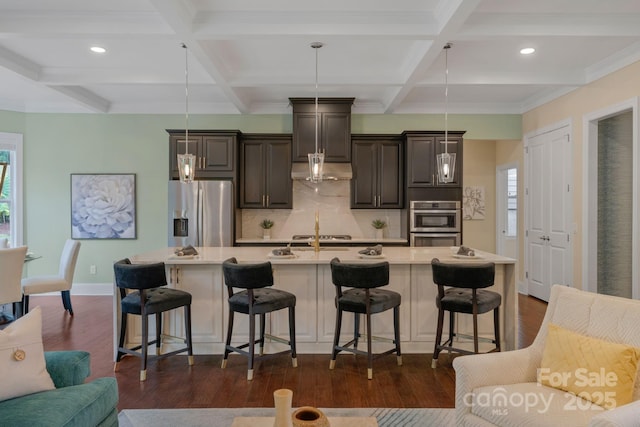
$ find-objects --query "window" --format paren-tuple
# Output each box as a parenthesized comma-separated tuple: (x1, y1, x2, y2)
(0, 132, 23, 247)
(506, 168, 517, 237)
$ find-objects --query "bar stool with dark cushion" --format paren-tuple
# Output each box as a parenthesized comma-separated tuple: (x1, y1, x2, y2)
(113, 258, 193, 381)
(430, 258, 500, 368)
(329, 257, 402, 380)
(221, 257, 297, 380)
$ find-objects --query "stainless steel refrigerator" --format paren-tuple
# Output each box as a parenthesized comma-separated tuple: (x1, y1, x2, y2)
(168, 180, 234, 247)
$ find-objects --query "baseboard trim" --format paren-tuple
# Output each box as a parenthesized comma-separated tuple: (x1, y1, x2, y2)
(518, 279, 527, 295)
(74, 282, 113, 296)
(35, 283, 114, 297)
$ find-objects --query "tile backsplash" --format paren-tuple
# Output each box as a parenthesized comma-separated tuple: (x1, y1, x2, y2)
(240, 180, 402, 239)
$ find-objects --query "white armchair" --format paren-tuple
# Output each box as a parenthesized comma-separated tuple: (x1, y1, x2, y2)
(454, 285, 640, 427)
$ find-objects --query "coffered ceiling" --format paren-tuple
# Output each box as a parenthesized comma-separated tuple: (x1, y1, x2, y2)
(1, 0, 640, 115)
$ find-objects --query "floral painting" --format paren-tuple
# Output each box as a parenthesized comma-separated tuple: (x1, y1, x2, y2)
(71, 174, 136, 239)
(463, 186, 485, 220)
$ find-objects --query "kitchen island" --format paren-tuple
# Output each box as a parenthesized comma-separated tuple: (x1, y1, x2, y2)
(120, 246, 516, 357)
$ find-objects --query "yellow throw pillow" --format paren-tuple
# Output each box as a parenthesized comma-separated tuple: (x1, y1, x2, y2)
(538, 323, 640, 409)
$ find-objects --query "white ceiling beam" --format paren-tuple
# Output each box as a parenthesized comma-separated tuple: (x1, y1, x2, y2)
(0, 44, 112, 112)
(149, 0, 250, 114)
(192, 11, 438, 37)
(0, 11, 171, 37)
(460, 13, 640, 38)
(47, 86, 110, 113)
(384, 0, 482, 113)
(0, 45, 40, 80)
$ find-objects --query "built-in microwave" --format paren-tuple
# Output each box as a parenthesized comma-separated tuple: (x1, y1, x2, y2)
(410, 201, 461, 233)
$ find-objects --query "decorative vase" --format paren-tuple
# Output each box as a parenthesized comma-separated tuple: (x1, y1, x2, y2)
(273, 389, 293, 427)
(263, 228, 271, 240)
(375, 229, 384, 240)
(291, 406, 329, 427)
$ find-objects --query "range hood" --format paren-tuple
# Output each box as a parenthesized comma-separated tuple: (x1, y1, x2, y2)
(291, 162, 353, 181)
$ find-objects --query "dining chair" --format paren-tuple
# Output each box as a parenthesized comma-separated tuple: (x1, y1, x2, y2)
(0, 246, 28, 325)
(22, 239, 81, 315)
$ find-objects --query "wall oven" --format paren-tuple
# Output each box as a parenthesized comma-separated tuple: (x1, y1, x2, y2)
(410, 201, 461, 247)
(410, 232, 461, 247)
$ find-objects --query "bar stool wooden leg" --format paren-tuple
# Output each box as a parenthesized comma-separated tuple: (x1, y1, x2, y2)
(259, 314, 266, 356)
(155, 313, 162, 355)
(329, 307, 343, 370)
(114, 311, 128, 372)
(432, 306, 445, 368)
(494, 307, 501, 352)
(394, 306, 402, 366)
(185, 304, 194, 366)
(221, 310, 234, 369)
(289, 306, 298, 367)
(366, 308, 373, 380)
(247, 311, 255, 381)
(140, 310, 148, 382)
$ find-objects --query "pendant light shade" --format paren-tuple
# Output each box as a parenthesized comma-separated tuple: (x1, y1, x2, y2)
(178, 43, 196, 183)
(308, 42, 325, 183)
(436, 43, 456, 184)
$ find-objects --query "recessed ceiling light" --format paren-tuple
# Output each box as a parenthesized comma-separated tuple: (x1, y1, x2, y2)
(520, 47, 535, 55)
(90, 46, 106, 54)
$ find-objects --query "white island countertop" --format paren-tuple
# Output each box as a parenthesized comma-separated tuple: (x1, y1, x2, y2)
(235, 237, 409, 245)
(132, 246, 515, 266)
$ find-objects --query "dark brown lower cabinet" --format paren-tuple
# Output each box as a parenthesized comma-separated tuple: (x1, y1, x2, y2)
(240, 135, 292, 209)
(351, 135, 403, 209)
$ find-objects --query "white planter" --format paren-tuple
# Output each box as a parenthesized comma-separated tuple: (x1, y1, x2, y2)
(263, 229, 271, 240)
(375, 229, 384, 240)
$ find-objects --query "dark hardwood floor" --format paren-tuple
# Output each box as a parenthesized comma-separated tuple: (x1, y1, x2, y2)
(36, 293, 547, 410)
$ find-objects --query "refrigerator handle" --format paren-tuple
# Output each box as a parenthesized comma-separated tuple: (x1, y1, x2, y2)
(196, 186, 202, 247)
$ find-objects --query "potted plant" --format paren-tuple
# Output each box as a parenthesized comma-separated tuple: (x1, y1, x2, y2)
(371, 219, 386, 240)
(260, 219, 274, 240)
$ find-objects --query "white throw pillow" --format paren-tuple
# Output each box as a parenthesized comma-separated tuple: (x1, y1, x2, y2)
(0, 306, 55, 401)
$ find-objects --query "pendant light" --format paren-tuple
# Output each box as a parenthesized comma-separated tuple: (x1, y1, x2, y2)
(436, 43, 456, 184)
(177, 43, 196, 183)
(308, 42, 325, 183)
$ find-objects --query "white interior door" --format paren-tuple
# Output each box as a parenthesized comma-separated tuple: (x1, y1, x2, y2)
(525, 125, 573, 301)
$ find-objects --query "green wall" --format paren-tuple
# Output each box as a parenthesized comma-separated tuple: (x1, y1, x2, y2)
(3, 110, 522, 285)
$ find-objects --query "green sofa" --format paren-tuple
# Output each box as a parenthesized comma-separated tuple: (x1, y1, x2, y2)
(0, 351, 118, 427)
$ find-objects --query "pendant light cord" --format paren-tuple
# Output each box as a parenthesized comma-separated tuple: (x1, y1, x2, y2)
(183, 43, 189, 155)
(444, 43, 450, 155)
(314, 43, 320, 154)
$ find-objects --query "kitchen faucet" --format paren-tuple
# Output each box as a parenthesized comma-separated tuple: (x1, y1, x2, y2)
(310, 211, 321, 252)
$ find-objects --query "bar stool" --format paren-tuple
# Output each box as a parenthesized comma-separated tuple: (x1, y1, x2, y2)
(113, 258, 194, 381)
(430, 258, 500, 368)
(221, 257, 297, 380)
(329, 257, 402, 380)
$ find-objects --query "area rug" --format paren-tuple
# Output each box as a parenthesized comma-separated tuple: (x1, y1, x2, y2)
(118, 407, 454, 427)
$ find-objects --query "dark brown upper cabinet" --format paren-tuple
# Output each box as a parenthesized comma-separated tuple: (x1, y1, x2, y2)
(168, 130, 240, 180)
(351, 135, 404, 209)
(290, 98, 354, 163)
(404, 131, 464, 188)
(239, 134, 292, 209)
